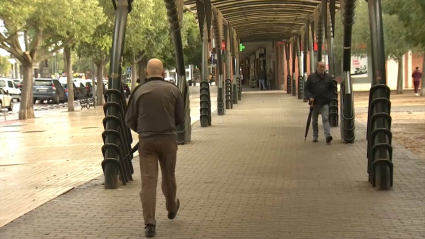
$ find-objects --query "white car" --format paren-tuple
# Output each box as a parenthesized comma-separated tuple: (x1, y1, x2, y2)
(0, 78, 21, 101)
(0, 88, 14, 111)
(165, 77, 176, 85)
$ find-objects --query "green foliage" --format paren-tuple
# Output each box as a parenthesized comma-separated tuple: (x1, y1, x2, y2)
(76, 0, 113, 67)
(333, 0, 412, 62)
(183, 12, 202, 68)
(382, 0, 425, 50)
(333, 1, 369, 61)
(155, 10, 201, 70)
(0, 0, 104, 64)
(0, 55, 12, 76)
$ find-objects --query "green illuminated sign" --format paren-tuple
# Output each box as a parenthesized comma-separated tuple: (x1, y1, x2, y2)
(239, 43, 245, 52)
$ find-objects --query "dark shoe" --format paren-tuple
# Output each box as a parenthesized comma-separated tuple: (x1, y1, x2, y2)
(145, 224, 156, 238)
(168, 199, 180, 220)
(313, 138, 318, 142)
(326, 136, 333, 144)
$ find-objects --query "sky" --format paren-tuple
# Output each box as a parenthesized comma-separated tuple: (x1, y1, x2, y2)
(1, 22, 64, 58)
(0, 21, 25, 57)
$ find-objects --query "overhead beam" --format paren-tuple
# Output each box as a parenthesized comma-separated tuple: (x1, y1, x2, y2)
(184, 0, 342, 43)
(240, 36, 285, 43)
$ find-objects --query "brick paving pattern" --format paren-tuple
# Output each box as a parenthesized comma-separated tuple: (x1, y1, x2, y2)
(1, 91, 425, 239)
(0, 86, 216, 227)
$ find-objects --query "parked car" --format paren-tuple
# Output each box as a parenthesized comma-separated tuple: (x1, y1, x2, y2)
(33, 78, 66, 104)
(0, 88, 14, 111)
(13, 79, 22, 91)
(0, 78, 21, 101)
(165, 77, 176, 85)
(61, 82, 88, 100)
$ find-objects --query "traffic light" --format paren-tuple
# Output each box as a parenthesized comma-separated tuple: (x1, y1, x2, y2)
(239, 43, 245, 52)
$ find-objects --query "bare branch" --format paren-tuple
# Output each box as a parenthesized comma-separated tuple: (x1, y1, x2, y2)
(2, 19, 23, 52)
(136, 51, 146, 62)
(29, 27, 43, 59)
(36, 37, 75, 62)
(0, 44, 25, 63)
(24, 30, 29, 52)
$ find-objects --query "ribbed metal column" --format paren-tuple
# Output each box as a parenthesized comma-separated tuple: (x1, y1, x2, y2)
(291, 38, 296, 96)
(102, 0, 134, 189)
(212, 9, 225, 115)
(200, 19, 211, 127)
(366, 0, 393, 190)
(340, 0, 356, 143)
(328, 0, 339, 127)
(310, 20, 315, 73)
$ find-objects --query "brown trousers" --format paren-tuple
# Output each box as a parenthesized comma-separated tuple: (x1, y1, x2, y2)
(138, 137, 178, 225)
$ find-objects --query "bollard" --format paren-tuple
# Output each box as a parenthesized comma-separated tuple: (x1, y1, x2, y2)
(237, 77, 242, 100)
(200, 81, 211, 127)
(297, 76, 304, 99)
(225, 79, 233, 109)
(366, 84, 393, 190)
(329, 78, 339, 127)
(232, 83, 238, 104)
(286, 75, 292, 94)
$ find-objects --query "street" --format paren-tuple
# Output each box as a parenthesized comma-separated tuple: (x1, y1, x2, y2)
(0, 85, 217, 227)
(0, 85, 218, 123)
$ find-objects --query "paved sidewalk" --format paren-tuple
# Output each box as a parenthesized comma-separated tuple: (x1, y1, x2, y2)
(0, 86, 216, 227)
(1, 91, 425, 238)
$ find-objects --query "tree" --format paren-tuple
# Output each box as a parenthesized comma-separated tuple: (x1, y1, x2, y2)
(154, 10, 197, 71)
(123, 0, 163, 88)
(77, 23, 111, 106)
(64, 46, 74, 111)
(383, 0, 425, 95)
(0, 0, 104, 119)
(76, 0, 113, 106)
(0, 55, 12, 77)
(381, 14, 412, 93)
(122, 2, 197, 85)
(183, 11, 202, 68)
(333, 0, 412, 92)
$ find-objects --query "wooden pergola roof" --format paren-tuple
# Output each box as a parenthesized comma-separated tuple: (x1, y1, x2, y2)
(184, 0, 341, 43)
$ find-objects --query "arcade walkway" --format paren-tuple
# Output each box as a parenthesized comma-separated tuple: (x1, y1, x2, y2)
(1, 91, 425, 239)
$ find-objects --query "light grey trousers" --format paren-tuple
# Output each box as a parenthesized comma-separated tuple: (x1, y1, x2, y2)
(312, 104, 331, 138)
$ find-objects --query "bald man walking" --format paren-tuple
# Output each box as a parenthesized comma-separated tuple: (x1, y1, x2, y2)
(125, 58, 184, 237)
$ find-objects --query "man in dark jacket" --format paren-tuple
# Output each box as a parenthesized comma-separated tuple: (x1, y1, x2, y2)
(125, 58, 184, 238)
(412, 67, 422, 96)
(304, 61, 336, 143)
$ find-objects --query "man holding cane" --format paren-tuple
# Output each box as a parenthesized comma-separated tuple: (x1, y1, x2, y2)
(304, 61, 336, 143)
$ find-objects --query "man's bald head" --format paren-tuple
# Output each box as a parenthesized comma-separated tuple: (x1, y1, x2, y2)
(146, 58, 165, 78)
(316, 61, 326, 75)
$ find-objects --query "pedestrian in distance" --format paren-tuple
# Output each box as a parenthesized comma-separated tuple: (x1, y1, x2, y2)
(412, 67, 422, 96)
(125, 58, 184, 238)
(258, 68, 267, 90)
(304, 61, 336, 144)
(267, 68, 274, 90)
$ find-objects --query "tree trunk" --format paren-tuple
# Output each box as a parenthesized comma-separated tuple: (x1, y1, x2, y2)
(63, 52, 66, 75)
(64, 47, 75, 111)
(18, 63, 35, 119)
(396, 55, 404, 94)
(421, 53, 425, 96)
(131, 54, 137, 91)
(137, 55, 147, 84)
(96, 63, 104, 106)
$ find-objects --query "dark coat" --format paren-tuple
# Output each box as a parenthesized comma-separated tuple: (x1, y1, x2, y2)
(304, 72, 336, 106)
